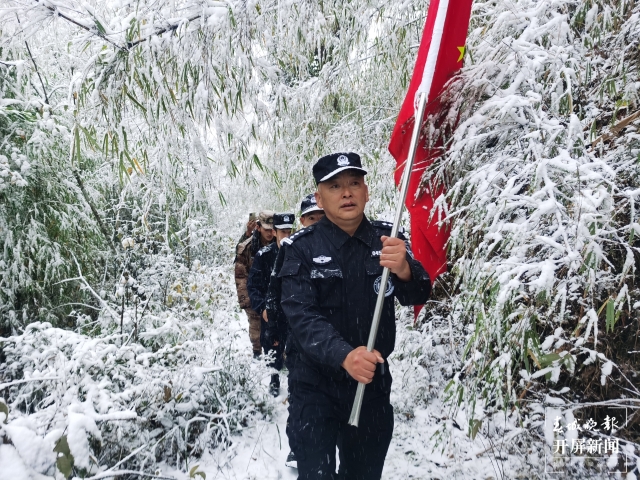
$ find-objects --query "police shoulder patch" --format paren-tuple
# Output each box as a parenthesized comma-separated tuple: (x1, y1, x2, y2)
(371, 220, 392, 230)
(287, 225, 315, 243)
(371, 220, 405, 234)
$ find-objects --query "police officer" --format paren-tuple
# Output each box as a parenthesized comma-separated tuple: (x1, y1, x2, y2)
(279, 153, 431, 480)
(265, 194, 325, 372)
(264, 194, 325, 469)
(247, 212, 295, 395)
(234, 210, 275, 357)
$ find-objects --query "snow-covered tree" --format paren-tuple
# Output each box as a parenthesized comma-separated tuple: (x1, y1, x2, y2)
(0, 0, 638, 477)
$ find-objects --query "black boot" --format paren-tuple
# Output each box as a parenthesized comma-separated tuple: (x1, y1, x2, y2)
(285, 450, 297, 468)
(269, 373, 280, 397)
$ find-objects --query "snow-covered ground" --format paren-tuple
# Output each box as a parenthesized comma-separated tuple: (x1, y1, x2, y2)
(2, 262, 629, 480)
(198, 391, 500, 480)
(185, 312, 527, 480)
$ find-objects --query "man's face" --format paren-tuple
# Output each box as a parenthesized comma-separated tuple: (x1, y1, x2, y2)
(258, 224, 275, 242)
(300, 212, 325, 227)
(275, 228, 292, 247)
(315, 171, 368, 226)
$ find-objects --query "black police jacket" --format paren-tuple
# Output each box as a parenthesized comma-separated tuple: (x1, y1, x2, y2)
(265, 245, 288, 343)
(247, 242, 279, 316)
(265, 243, 300, 366)
(279, 215, 431, 394)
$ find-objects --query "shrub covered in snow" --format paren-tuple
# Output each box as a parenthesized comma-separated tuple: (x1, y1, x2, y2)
(423, 0, 640, 468)
(0, 260, 271, 478)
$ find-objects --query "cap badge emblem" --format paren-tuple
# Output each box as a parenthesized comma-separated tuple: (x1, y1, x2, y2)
(312, 255, 332, 264)
(337, 155, 349, 166)
(284, 216, 290, 222)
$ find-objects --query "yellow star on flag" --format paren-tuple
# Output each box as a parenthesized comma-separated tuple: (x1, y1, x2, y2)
(457, 46, 466, 62)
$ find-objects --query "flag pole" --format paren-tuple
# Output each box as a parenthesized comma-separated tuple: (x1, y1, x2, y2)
(348, 91, 428, 427)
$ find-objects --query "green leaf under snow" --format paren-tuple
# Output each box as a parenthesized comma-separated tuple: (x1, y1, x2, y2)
(54, 435, 74, 478)
(56, 455, 74, 479)
(469, 419, 482, 440)
(539, 353, 561, 368)
(189, 465, 206, 479)
(0, 401, 8, 424)
(606, 298, 615, 333)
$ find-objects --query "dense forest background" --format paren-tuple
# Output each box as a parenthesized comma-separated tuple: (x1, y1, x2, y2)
(0, 0, 638, 478)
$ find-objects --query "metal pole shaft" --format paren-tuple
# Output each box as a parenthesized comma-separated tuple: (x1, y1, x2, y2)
(348, 91, 429, 427)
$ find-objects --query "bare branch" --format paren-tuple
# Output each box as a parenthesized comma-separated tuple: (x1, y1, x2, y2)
(0, 377, 60, 390)
(84, 471, 176, 480)
(33, 0, 127, 51)
(73, 168, 118, 255)
(125, 14, 203, 49)
(592, 109, 640, 147)
(69, 255, 121, 323)
(31, 0, 203, 52)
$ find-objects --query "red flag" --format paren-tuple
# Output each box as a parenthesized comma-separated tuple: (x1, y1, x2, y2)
(388, 0, 473, 314)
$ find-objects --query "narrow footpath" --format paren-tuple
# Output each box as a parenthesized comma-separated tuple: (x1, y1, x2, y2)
(191, 313, 528, 480)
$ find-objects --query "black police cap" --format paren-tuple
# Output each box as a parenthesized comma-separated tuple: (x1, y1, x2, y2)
(300, 193, 323, 216)
(273, 212, 295, 229)
(312, 152, 368, 184)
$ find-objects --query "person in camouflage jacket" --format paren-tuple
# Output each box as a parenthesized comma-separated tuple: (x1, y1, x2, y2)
(235, 210, 275, 356)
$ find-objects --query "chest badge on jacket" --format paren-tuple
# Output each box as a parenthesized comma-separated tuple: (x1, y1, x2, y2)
(313, 255, 332, 264)
(374, 275, 394, 297)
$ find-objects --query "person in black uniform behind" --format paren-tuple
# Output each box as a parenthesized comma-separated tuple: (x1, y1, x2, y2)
(279, 152, 431, 480)
(248, 212, 294, 396)
(264, 193, 325, 469)
(265, 194, 325, 373)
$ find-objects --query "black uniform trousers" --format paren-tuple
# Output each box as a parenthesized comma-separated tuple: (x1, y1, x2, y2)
(260, 318, 284, 370)
(288, 379, 394, 480)
(284, 349, 299, 456)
